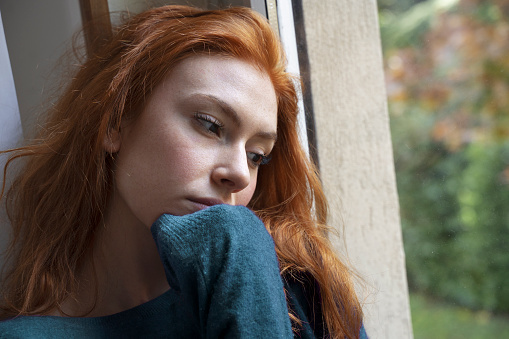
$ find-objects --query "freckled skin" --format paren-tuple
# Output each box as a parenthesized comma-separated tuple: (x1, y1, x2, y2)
(108, 55, 278, 229)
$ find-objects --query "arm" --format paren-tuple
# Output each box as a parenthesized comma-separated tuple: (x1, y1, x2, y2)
(151, 204, 292, 338)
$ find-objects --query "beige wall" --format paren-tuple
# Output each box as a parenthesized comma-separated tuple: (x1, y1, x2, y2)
(301, 1, 413, 338)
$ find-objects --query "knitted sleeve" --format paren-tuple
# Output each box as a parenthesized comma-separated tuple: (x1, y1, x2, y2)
(150, 204, 293, 338)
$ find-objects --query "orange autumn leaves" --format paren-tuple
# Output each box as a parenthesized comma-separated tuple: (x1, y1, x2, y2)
(384, 0, 509, 151)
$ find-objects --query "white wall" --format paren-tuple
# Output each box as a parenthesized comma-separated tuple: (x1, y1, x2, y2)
(0, 11, 21, 151)
(0, 0, 82, 137)
(0, 8, 22, 269)
(0, 0, 82, 277)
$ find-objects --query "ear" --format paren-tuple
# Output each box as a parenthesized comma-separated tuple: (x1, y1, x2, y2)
(103, 129, 121, 153)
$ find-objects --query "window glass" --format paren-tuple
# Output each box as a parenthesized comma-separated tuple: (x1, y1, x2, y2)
(379, 0, 509, 337)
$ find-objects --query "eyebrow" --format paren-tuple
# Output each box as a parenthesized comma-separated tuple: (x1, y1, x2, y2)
(192, 93, 278, 142)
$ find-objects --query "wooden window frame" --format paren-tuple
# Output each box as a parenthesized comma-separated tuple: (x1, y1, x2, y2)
(79, 0, 112, 57)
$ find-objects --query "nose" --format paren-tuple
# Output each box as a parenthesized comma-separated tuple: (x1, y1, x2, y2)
(212, 146, 251, 193)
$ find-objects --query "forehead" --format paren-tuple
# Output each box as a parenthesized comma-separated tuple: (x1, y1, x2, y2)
(154, 54, 278, 129)
(169, 55, 274, 96)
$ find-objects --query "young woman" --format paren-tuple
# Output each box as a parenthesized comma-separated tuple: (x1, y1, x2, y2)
(0, 5, 367, 338)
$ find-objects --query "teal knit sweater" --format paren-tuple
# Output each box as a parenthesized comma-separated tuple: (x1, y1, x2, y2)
(0, 205, 368, 338)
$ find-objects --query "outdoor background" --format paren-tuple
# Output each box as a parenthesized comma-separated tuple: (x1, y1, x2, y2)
(378, 0, 509, 337)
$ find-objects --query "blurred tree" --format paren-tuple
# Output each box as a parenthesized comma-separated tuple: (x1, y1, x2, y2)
(384, 0, 509, 148)
(381, 0, 509, 313)
(378, 0, 426, 13)
(455, 142, 509, 312)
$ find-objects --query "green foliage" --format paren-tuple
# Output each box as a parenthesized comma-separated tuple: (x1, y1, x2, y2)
(379, 0, 459, 51)
(392, 110, 465, 300)
(382, 0, 509, 315)
(455, 143, 509, 312)
(378, 0, 425, 13)
(410, 293, 509, 339)
(392, 107, 509, 314)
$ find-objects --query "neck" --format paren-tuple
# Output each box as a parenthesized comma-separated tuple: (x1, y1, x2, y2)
(56, 194, 169, 317)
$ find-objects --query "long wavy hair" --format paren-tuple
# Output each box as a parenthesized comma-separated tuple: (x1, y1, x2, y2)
(0, 5, 362, 338)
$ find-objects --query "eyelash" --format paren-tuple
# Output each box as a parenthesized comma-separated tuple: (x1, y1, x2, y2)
(195, 113, 224, 137)
(247, 152, 272, 168)
(194, 112, 272, 167)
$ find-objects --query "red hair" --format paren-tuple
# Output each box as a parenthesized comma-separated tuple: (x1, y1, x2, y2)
(0, 6, 362, 338)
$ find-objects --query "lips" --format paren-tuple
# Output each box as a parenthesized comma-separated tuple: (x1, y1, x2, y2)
(188, 197, 225, 210)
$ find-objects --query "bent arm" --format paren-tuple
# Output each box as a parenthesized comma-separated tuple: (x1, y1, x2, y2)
(151, 204, 292, 338)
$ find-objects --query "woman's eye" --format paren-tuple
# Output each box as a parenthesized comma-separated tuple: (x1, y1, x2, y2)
(195, 113, 223, 137)
(247, 152, 271, 167)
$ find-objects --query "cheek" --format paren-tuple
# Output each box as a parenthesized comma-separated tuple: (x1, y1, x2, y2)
(233, 174, 258, 206)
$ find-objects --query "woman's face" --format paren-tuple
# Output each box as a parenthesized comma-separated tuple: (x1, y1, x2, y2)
(108, 55, 278, 228)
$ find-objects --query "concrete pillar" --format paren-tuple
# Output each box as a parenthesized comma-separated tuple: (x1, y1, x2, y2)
(300, 1, 413, 337)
